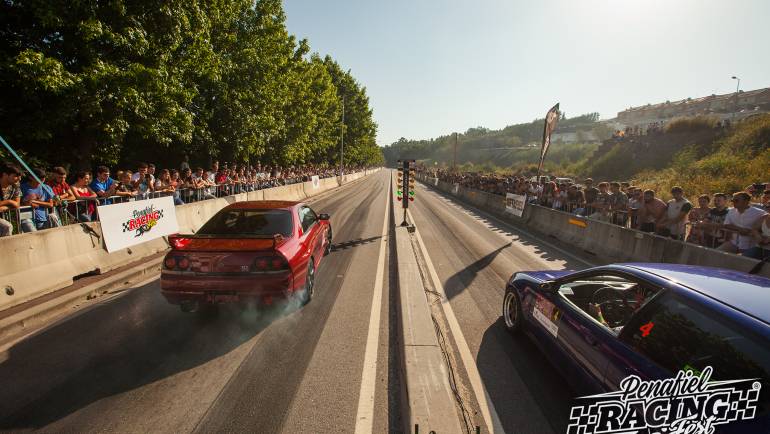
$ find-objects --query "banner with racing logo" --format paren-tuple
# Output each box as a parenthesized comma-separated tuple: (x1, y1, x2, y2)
(505, 193, 526, 217)
(567, 366, 762, 434)
(311, 175, 320, 189)
(98, 196, 179, 253)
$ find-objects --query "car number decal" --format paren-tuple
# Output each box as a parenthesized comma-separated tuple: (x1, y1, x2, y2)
(533, 294, 560, 338)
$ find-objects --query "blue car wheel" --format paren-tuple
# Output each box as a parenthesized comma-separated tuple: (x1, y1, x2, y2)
(503, 287, 523, 334)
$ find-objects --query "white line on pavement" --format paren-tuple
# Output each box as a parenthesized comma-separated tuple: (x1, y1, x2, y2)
(407, 208, 507, 434)
(422, 184, 595, 268)
(354, 173, 391, 434)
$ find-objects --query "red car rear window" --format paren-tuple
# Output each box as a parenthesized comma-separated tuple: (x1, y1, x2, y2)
(197, 209, 293, 237)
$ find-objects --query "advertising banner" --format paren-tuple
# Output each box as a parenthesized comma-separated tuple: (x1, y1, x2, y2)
(434, 177, 439, 186)
(311, 175, 320, 189)
(452, 183, 460, 194)
(98, 196, 179, 253)
(505, 193, 526, 217)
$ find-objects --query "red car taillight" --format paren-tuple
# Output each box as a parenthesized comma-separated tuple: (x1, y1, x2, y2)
(252, 255, 289, 272)
(164, 256, 177, 269)
(177, 257, 190, 270)
(164, 255, 190, 270)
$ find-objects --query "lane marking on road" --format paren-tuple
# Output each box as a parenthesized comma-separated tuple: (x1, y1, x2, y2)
(420, 183, 595, 267)
(407, 208, 507, 434)
(354, 171, 391, 434)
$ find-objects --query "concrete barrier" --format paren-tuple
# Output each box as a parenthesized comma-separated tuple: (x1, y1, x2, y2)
(0, 170, 379, 312)
(419, 175, 770, 279)
(395, 225, 464, 433)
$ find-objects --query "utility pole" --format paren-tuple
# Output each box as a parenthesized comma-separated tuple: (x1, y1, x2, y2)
(731, 76, 741, 123)
(339, 96, 345, 176)
(453, 132, 458, 171)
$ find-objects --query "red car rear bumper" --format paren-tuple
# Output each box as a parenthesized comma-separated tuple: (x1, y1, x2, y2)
(160, 270, 295, 305)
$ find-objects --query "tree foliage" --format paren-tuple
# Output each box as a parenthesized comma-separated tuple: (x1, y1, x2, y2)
(0, 0, 382, 169)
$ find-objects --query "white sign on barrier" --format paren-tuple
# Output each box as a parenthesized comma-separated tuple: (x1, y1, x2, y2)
(452, 183, 460, 194)
(311, 175, 320, 189)
(505, 193, 526, 217)
(434, 177, 439, 186)
(98, 196, 179, 253)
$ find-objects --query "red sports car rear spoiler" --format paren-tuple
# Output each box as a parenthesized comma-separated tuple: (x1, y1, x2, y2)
(167, 233, 288, 251)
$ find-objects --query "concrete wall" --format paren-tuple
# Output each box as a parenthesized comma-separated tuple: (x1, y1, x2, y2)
(0, 169, 376, 311)
(421, 175, 770, 279)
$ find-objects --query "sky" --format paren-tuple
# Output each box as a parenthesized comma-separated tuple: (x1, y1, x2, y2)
(283, 0, 770, 146)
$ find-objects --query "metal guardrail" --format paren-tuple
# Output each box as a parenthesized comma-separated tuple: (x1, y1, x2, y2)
(0, 175, 343, 237)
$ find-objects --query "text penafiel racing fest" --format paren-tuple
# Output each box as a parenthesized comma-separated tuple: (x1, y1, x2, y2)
(567, 367, 761, 434)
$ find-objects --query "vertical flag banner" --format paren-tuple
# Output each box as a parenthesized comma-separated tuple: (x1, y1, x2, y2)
(537, 103, 560, 176)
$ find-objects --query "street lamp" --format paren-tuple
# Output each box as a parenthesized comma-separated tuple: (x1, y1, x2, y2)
(339, 95, 345, 177)
(731, 76, 741, 122)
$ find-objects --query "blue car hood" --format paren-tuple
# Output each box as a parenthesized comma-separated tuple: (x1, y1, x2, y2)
(518, 269, 574, 282)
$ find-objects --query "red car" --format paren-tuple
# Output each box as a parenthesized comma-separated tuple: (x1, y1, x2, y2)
(160, 200, 332, 312)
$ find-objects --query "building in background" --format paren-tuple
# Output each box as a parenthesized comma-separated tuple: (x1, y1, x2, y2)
(616, 86, 770, 127)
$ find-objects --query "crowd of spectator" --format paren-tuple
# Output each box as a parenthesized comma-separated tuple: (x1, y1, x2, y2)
(610, 119, 730, 139)
(422, 167, 770, 261)
(0, 160, 365, 237)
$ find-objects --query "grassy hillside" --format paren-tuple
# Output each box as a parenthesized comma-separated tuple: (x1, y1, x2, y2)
(382, 112, 610, 168)
(633, 114, 770, 198)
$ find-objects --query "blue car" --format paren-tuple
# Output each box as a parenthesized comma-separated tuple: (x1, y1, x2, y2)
(502, 263, 770, 433)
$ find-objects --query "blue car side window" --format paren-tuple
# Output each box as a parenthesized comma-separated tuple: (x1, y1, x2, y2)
(621, 293, 770, 416)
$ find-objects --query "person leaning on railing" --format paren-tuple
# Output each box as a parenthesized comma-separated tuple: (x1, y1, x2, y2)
(20, 168, 61, 232)
(114, 171, 138, 201)
(717, 192, 768, 255)
(70, 171, 99, 222)
(90, 166, 118, 205)
(0, 162, 22, 237)
(746, 214, 770, 260)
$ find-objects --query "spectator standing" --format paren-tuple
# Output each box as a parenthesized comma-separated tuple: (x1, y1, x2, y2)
(90, 166, 117, 204)
(583, 178, 599, 216)
(0, 163, 22, 236)
(589, 182, 611, 221)
(21, 168, 61, 231)
(608, 182, 629, 226)
(566, 185, 585, 214)
(180, 155, 190, 173)
(686, 195, 711, 244)
(702, 193, 730, 248)
(718, 192, 767, 254)
(115, 171, 137, 201)
(131, 163, 155, 199)
(661, 186, 692, 240)
(154, 169, 183, 205)
(637, 190, 667, 233)
(70, 171, 98, 222)
(205, 161, 219, 196)
(760, 190, 770, 213)
(746, 214, 770, 260)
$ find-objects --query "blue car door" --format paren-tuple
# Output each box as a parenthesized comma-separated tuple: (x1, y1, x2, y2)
(548, 276, 617, 395)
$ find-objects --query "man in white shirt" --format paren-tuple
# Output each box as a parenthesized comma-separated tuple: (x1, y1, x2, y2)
(661, 186, 692, 240)
(719, 192, 767, 253)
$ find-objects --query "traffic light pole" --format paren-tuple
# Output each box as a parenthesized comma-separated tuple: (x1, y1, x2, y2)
(396, 159, 415, 227)
(400, 165, 409, 226)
